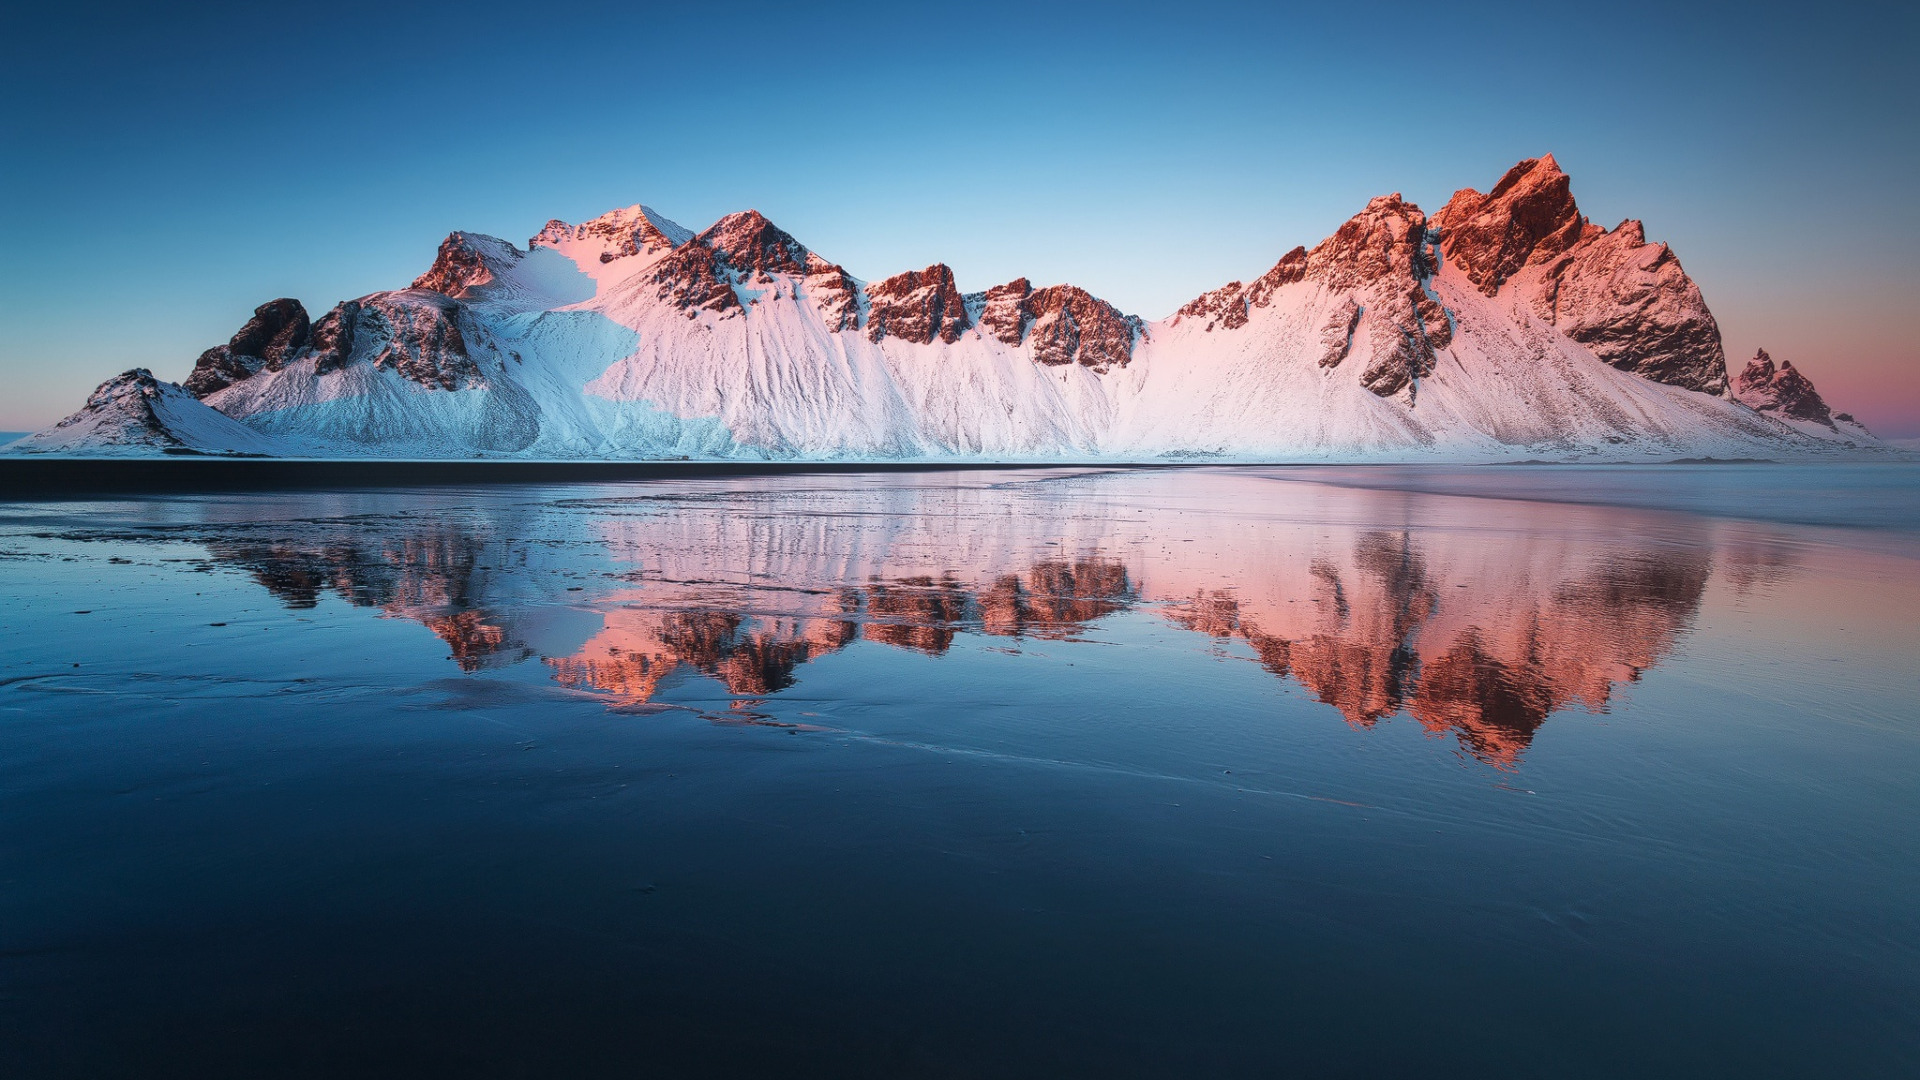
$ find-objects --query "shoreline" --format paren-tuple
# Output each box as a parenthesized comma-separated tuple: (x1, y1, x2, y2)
(0, 457, 1185, 496)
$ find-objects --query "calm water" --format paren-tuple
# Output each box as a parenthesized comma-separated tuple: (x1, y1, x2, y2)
(2, 466, 1916, 1078)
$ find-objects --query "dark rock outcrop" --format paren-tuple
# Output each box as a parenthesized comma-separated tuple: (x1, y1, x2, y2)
(1358, 288, 1437, 398)
(866, 264, 970, 345)
(647, 243, 740, 318)
(184, 298, 311, 397)
(977, 278, 1034, 344)
(970, 279, 1139, 369)
(803, 253, 861, 333)
(362, 291, 482, 390)
(1025, 285, 1139, 370)
(1318, 297, 1361, 368)
(183, 346, 262, 399)
(308, 300, 361, 374)
(699, 211, 810, 278)
(639, 211, 811, 318)
(1733, 349, 1834, 426)
(413, 232, 521, 296)
(60, 369, 176, 441)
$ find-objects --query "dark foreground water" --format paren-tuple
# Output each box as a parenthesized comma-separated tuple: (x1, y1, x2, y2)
(2, 465, 1916, 1078)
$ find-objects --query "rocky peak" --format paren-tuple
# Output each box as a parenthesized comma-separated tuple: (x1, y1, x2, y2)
(1024, 285, 1141, 371)
(530, 204, 692, 263)
(977, 278, 1034, 344)
(20, 367, 279, 455)
(1424, 156, 1730, 395)
(69, 368, 168, 425)
(1734, 349, 1834, 426)
(412, 232, 522, 297)
(1432, 155, 1598, 296)
(1305, 195, 1429, 291)
(1297, 197, 1446, 401)
(183, 298, 312, 398)
(966, 278, 1140, 369)
(866, 264, 970, 345)
(697, 211, 810, 278)
(802, 253, 861, 333)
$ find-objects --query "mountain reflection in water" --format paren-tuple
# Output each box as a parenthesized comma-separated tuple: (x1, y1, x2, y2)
(201, 472, 1747, 766)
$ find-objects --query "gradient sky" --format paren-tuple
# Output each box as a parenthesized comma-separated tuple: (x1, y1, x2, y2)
(3, 0, 1915, 434)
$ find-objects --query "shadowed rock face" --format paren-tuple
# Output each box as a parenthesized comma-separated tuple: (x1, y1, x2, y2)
(866, 265, 971, 345)
(308, 301, 361, 374)
(637, 212, 816, 318)
(1734, 349, 1835, 426)
(1532, 220, 1727, 393)
(979, 278, 1035, 344)
(1317, 298, 1362, 368)
(184, 299, 311, 397)
(1434, 156, 1728, 394)
(182, 289, 484, 394)
(413, 232, 524, 296)
(361, 291, 482, 391)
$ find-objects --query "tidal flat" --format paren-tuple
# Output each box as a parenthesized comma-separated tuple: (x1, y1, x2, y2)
(1, 465, 1915, 1077)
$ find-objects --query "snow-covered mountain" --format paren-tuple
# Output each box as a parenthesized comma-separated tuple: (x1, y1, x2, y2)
(11, 157, 1889, 460)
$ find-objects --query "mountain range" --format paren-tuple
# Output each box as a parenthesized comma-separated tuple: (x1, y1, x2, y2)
(9, 156, 1887, 460)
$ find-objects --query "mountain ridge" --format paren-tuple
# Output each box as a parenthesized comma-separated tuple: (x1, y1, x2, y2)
(11, 157, 1890, 461)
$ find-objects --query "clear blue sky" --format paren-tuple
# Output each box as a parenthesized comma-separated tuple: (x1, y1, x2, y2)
(3, 0, 1915, 434)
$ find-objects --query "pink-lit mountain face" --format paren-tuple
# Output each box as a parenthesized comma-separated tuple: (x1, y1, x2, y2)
(13, 159, 1885, 460)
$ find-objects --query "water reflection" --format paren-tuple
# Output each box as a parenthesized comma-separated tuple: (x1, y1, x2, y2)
(198, 473, 1747, 765)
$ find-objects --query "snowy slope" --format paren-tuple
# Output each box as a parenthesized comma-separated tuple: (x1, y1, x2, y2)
(10, 369, 292, 456)
(15, 158, 1895, 461)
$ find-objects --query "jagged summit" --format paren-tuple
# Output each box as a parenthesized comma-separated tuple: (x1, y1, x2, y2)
(412, 233, 523, 298)
(15, 157, 1891, 462)
(1433, 155, 1594, 296)
(531, 204, 692, 263)
(697, 211, 811, 277)
(1423, 156, 1729, 393)
(1733, 349, 1862, 432)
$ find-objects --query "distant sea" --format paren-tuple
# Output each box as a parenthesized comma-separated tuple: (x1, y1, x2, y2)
(0, 432, 25, 445)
